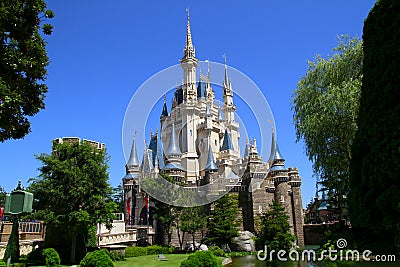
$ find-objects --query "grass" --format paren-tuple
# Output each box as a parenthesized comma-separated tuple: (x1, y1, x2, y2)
(115, 254, 225, 267)
(115, 254, 190, 267)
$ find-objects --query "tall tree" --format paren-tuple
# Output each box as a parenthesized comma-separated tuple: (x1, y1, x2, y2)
(179, 206, 207, 251)
(0, 0, 54, 142)
(206, 194, 240, 251)
(292, 36, 363, 215)
(258, 201, 295, 259)
(28, 140, 116, 263)
(349, 0, 400, 251)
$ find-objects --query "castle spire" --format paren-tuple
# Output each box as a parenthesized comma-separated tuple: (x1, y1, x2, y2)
(220, 128, 234, 151)
(166, 123, 181, 156)
(269, 128, 284, 161)
(204, 145, 218, 171)
(161, 95, 168, 117)
(222, 55, 236, 121)
(182, 8, 195, 60)
(127, 131, 140, 167)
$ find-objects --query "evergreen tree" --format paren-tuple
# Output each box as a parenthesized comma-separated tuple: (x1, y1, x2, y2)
(206, 194, 240, 251)
(28, 140, 117, 263)
(258, 201, 295, 254)
(349, 0, 400, 252)
(0, 186, 6, 206)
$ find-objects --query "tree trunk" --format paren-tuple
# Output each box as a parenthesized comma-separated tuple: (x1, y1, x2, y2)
(70, 233, 77, 263)
(192, 233, 196, 251)
(177, 228, 185, 251)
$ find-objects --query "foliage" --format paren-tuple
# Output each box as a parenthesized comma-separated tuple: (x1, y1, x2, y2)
(0, 186, 6, 206)
(180, 251, 222, 267)
(349, 0, 400, 252)
(42, 248, 61, 267)
(107, 251, 125, 262)
(125, 245, 174, 258)
(125, 246, 147, 258)
(28, 141, 117, 263)
(27, 247, 45, 265)
(111, 183, 124, 213)
(292, 36, 363, 215)
(179, 206, 207, 250)
(208, 246, 226, 257)
(0, 0, 54, 142)
(80, 250, 114, 267)
(257, 201, 295, 255)
(145, 245, 175, 255)
(206, 194, 240, 249)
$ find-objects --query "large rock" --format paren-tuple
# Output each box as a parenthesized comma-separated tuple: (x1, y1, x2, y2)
(199, 244, 208, 251)
(232, 231, 256, 252)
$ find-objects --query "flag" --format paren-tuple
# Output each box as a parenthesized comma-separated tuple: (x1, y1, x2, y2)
(0, 207, 3, 221)
(127, 197, 131, 216)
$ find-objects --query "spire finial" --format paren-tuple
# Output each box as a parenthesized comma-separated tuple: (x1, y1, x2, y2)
(223, 54, 229, 89)
(183, 8, 195, 59)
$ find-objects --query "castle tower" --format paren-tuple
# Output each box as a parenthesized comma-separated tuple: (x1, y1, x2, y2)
(123, 132, 140, 225)
(162, 122, 185, 182)
(180, 9, 200, 183)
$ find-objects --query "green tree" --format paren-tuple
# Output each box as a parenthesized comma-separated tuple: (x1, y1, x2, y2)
(111, 183, 124, 213)
(0, 185, 6, 206)
(179, 206, 207, 250)
(206, 194, 240, 251)
(292, 36, 363, 215)
(258, 201, 295, 256)
(349, 0, 400, 252)
(28, 140, 117, 263)
(0, 0, 54, 142)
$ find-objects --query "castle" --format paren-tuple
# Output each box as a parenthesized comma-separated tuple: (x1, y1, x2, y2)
(122, 11, 304, 246)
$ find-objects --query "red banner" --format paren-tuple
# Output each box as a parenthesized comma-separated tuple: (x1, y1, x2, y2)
(126, 197, 131, 215)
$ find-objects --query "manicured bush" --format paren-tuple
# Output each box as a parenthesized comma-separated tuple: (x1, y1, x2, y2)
(125, 245, 174, 258)
(125, 246, 147, 257)
(146, 245, 174, 255)
(42, 248, 61, 267)
(107, 250, 125, 261)
(180, 251, 222, 267)
(80, 250, 114, 267)
(27, 247, 45, 265)
(208, 246, 226, 257)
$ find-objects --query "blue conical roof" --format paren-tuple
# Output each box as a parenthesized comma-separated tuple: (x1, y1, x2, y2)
(268, 131, 284, 161)
(221, 129, 234, 151)
(127, 133, 139, 167)
(166, 123, 181, 156)
(204, 145, 218, 171)
(161, 97, 168, 117)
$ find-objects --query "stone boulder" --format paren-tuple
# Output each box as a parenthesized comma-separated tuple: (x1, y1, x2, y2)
(232, 231, 256, 252)
(199, 244, 208, 251)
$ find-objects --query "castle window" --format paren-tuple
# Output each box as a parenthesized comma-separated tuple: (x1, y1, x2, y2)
(259, 206, 263, 214)
(190, 130, 192, 136)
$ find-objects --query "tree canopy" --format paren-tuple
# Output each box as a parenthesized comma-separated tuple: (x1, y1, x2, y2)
(292, 36, 363, 214)
(0, 0, 54, 142)
(206, 194, 240, 250)
(349, 0, 400, 251)
(28, 140, 116, 263)
(258, 201, 295, 258)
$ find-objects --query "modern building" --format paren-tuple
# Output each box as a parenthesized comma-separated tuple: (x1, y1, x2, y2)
(122, 11, 304, 246)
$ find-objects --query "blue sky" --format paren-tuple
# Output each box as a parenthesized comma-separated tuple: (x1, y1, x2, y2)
(0, 0, 376, 207)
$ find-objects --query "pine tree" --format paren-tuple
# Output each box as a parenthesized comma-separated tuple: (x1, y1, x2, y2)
(258, 201, 295, 253)
(206, 194, 240, 251)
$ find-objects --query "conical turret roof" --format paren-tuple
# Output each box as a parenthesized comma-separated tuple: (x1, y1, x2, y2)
(166, 123, 181, 156)
(127, 132, 139, 167)
(221, 128, 234, 151)
(204, 145, 218, 171)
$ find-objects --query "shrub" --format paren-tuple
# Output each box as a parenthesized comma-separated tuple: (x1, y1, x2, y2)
(27, 247, 45, 265)
(80, 250, 114, 267)
(146, 245, 174, 255)
(208, 246, 226, 257)
(42, 248, 61, 267)
(180, 251, 222, 267)
(107, 250, 125, 261)
(125, 246, 147, 257)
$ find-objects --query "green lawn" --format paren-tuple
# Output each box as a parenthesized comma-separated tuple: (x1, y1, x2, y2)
(115, 254, 190, 267)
